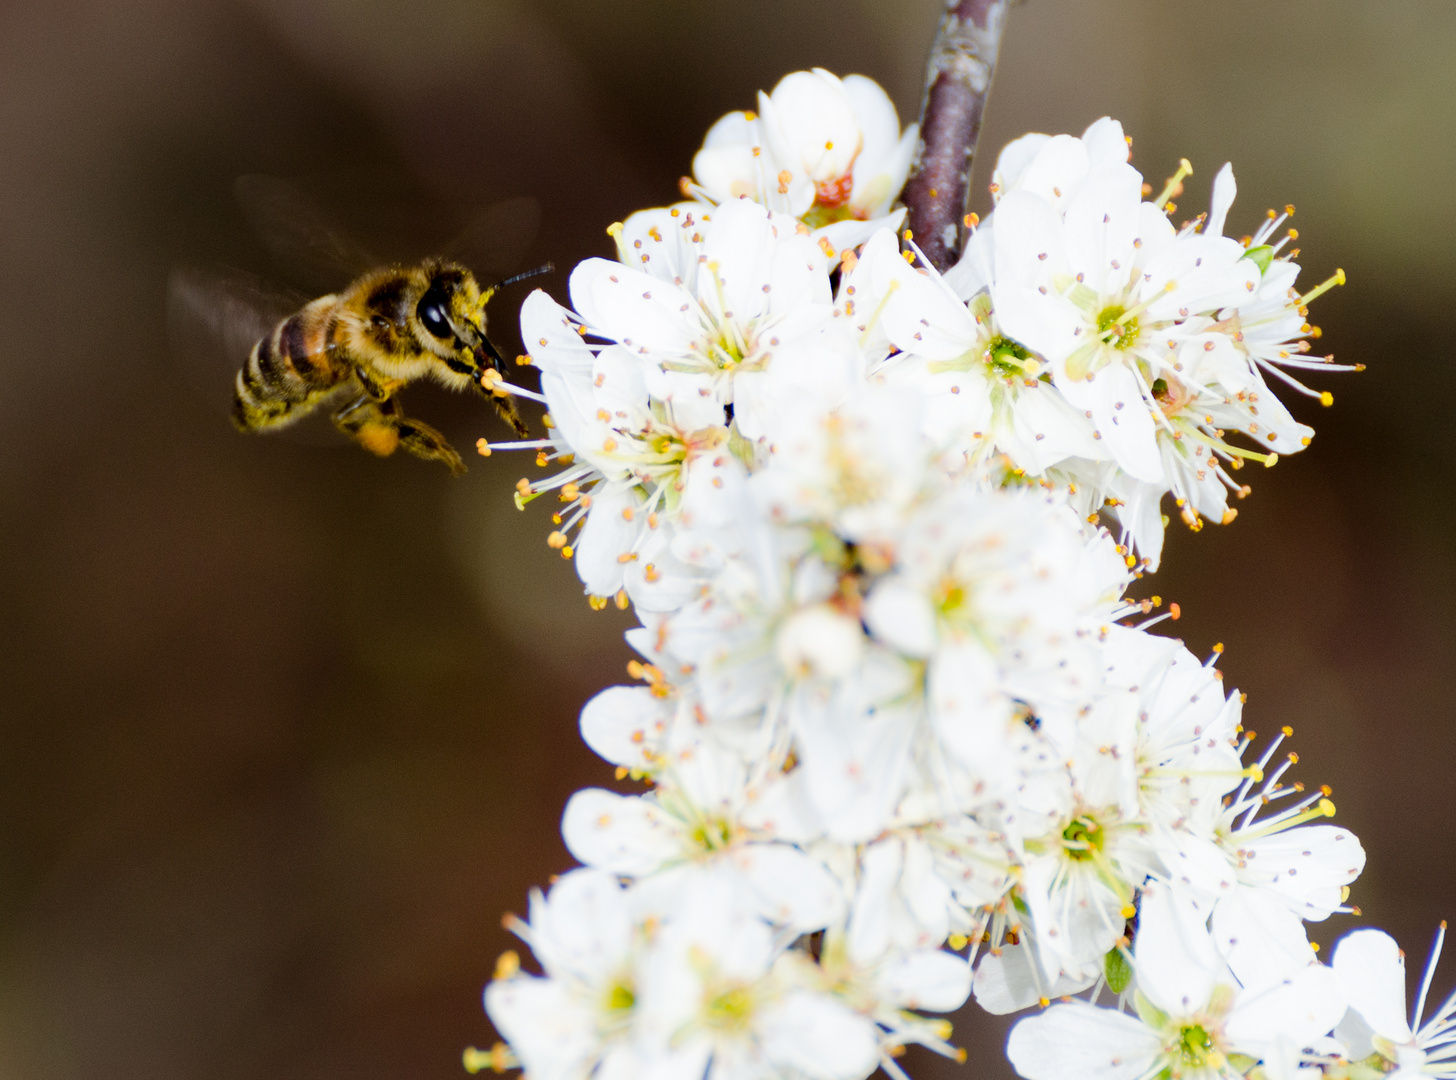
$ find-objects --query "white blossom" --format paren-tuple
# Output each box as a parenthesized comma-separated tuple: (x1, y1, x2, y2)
(478, 98, 1374, 1080)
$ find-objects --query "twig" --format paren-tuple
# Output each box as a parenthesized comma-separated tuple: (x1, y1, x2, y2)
(901, 0, 1012, 272)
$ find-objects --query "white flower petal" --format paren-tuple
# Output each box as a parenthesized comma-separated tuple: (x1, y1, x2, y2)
(878, 949, 972, 1012)
(1207, 162, 1237, 238)
(561, 789, 682, 875)
(1333, 929, 1412, 1042)
(579, 685, 671, 770)
(759, 990, 879, 1080)
(1007, 1002, 1163, 1080)
(1134, 880, 1226, 1017)
(1226, 964, 1347, 1052)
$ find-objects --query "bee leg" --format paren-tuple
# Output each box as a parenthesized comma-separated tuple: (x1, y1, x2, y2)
(332, 396, 466, 476)
(475, 336, 532, 438)
(487, 390, 531, 439)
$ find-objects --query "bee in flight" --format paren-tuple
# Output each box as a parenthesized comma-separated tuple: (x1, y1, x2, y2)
(170, 176, 549, 475)
(235, 259, 546, 475)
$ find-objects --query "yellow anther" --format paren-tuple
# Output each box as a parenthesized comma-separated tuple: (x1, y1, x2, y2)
(547, 531, 568, 549)
(1245, 765, 1264, 782)
(1038, 997, 1050, 1008)
(615, 589, 630, 610)
(964, 212, 980, 228)
(1281, 725, 1294, 737)
(561, 545, 575, 559)
(476, 438, 492, 457)
(948, 933, 969, 950)
(587, 594, 607, 610)
(1120, 904, 1136, 919)
(1213, 642, 1225, 653)
(463, 1043, 515, 1075)
(494, 951, 520, 980)
(1320, 391, 1334, 406)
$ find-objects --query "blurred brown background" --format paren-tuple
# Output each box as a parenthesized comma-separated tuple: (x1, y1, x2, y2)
(0, 1, 1451, 1077)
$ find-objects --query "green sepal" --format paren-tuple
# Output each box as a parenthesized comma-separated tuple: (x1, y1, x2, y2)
(1133, 989, 1168, 1030)
(1104, 946, 1133, 994)
(1242, 245, 1274, 274)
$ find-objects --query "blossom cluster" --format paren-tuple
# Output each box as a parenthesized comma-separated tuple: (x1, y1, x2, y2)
(469, 69, 1411, 1080)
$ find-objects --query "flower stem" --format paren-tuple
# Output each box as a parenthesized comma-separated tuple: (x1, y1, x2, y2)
(901, 0, 1012, 272)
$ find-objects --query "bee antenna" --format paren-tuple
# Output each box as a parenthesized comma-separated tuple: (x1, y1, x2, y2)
(491, 263, 555, 292)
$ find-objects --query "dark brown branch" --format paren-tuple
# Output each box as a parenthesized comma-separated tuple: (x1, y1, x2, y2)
(901, 0, 1012, 272)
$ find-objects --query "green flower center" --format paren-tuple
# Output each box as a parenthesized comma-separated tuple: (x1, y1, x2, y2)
(604, 981, 636, 1012)
(1097, 305, 1141, 351)
(1062, 816, 1105, 861)
(985, 334, 1034, 376)
(1177, 1024, 1216, 1068)
(705, 984, 755, 1033)
(689, 817, 735, 853)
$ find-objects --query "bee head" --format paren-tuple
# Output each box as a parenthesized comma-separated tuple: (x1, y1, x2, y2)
(413, 261, 554, 387)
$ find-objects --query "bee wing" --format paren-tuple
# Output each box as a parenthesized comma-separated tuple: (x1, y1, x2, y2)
(234, 174, 377, 294)
(442, 196, 542, 284)
(165, 265, 347, 446)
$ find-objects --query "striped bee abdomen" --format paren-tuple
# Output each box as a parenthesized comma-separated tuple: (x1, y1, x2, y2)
(233, 295, 344, 431)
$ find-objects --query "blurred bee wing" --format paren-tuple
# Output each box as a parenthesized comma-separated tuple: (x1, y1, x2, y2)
(234, 174, 377, 293)
(165, 266, 344, 446)
(442, 196, 542, 283)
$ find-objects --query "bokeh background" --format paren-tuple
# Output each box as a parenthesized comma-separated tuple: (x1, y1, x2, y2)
(0, 1, 1452, 1077)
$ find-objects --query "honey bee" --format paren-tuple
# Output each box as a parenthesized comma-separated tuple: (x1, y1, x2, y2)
(235, 259, 547, 474)
(170, 176, 547, 475)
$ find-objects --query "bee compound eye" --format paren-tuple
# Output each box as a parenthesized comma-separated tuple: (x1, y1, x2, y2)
(416, 283, 454, 340)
